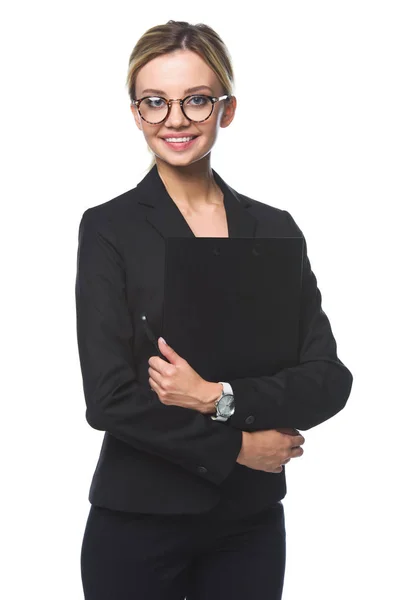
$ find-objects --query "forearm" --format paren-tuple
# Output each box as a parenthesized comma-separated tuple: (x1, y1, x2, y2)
(76, 209, 243, 485)
(222, 210, 353, 433)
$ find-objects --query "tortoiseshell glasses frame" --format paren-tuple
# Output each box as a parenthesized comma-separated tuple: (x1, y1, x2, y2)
(131, 94, 231, 124)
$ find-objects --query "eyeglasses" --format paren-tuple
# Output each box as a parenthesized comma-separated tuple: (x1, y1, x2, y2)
(131, 94, 231, 124)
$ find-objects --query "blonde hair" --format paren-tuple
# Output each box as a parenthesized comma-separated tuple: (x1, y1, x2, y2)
(125, 20, 235, 171)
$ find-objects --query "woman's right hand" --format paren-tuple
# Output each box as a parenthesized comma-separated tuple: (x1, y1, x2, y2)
(236, 429, 305, 473)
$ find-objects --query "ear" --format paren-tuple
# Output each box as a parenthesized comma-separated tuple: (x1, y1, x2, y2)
(130, 103, 143, 130)
(220, 95, 237, 129)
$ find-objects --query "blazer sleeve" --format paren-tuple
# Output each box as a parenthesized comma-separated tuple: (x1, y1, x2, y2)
(75, 208, 243, 486)
(226, 209, 353, 432)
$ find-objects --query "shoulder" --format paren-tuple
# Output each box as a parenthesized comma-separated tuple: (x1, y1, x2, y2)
(235, 189, 304, 237)
(78, 185, 143, 231)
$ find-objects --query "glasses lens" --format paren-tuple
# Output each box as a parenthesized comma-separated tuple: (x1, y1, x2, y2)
(139, 97, 168, 123)
(183, 96, 213, 122)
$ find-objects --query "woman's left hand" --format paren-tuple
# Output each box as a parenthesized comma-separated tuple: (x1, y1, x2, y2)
(148, 337, 218, 414)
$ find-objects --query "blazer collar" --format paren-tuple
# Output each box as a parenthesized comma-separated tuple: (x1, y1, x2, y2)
(135, 163, 258, 239)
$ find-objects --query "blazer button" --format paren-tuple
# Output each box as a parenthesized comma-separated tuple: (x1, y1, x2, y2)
(197, 466, 208, 474)
(245, 415, 255, 425)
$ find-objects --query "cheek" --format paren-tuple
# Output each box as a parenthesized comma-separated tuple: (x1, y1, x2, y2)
(139, 121, 162, 140)
(189, 123, 218, 145)
(142, 127, 157, 142)
(202, 116, 221, 137)
(200, 126, 219, 145)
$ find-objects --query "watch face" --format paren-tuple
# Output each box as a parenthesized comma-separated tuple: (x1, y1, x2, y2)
(218, 394, 235, 416)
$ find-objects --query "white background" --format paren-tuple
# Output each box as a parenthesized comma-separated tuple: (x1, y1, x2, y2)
(1, 1, 399, 598)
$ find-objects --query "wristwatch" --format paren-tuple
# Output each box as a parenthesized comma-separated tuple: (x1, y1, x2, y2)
(211, 381, 235, 422)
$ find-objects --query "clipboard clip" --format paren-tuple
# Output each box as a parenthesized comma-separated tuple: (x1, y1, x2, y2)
(140, 312, 166, 360)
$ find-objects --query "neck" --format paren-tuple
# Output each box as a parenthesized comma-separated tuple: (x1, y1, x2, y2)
(155, 156, 223, 211)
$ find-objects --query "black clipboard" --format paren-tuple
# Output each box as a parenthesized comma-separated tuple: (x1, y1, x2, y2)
(161, 237, 304, 382)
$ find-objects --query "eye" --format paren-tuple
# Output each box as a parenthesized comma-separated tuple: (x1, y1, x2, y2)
(187, 95, 208, 106)
(143, 97, 167, 109)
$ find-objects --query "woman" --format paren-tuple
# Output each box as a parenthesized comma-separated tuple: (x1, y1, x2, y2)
(76, 20, 353, 600)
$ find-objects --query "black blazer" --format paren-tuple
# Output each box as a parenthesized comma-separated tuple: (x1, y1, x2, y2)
(75, 164, 353, 517)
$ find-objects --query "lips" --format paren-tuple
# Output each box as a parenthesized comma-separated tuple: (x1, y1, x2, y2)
(161, 135, 199, 140)
(161, 136, 199, 151)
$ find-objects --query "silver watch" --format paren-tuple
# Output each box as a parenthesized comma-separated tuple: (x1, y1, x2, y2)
(211, 381, 235, 422)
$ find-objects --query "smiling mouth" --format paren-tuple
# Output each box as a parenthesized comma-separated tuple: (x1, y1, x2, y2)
(162, 136, 199, 142)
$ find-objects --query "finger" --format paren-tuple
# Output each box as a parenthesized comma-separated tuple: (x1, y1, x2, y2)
(159, 338, 184, 364)
(294, 434, 305, 446)
(290, 446, 304, 458)
(148, 367, 163, 388)
(149, 377, 163, 400)
(150, 355, 172, 371)
(276, 427, 299, 436)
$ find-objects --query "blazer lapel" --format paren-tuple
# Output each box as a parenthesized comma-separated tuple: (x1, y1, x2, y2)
(135, 164, 259, 240)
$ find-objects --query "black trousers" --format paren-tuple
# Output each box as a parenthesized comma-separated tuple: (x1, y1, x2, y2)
(80, 501, 286, 600)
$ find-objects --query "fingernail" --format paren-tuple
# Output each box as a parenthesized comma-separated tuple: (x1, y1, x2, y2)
(159, 337, 167, 345)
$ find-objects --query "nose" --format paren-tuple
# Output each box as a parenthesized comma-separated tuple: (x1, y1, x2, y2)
(164, 100, 190, 127)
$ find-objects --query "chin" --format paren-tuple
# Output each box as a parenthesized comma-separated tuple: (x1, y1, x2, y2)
(153, 151, 199, 168)
(151, 140, 212, 167)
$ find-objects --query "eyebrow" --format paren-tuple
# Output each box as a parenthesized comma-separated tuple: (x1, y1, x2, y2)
(141, 85, 214, 96)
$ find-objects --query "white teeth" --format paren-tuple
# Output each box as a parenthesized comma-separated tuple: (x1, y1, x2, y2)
(164, 137, 195, 142)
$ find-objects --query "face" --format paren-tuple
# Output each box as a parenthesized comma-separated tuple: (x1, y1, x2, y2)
(130, 49, 236, 168)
